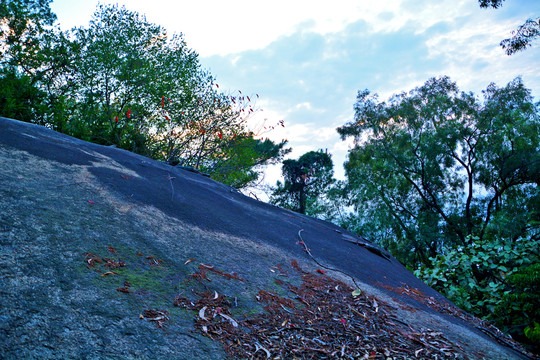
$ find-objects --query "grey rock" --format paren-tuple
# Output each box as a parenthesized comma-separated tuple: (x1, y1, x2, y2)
(0, 117, 531, 359)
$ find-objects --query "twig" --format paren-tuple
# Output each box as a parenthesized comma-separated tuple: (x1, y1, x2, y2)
(298, 229, 361, 289)
(167, 173, 175, 200)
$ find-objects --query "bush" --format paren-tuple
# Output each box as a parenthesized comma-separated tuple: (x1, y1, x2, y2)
(415, 235, 540, 351)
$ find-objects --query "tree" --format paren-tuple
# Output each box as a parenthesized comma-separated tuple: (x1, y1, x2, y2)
(0, 0, 57, 70)
(270, 150, 335, 215)
(337, 76, 540, 266)
(65, 4, 289, 187)
(500, 18, 540, 55)
(0, 0, 70, 123)
(478, 0, 540, 54)
(204, 135, 290, 189)
(62, 4, 200, 154)
(1, 3, 288, 188)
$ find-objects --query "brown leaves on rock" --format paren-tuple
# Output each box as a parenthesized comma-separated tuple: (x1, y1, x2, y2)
(84, 252, 125, 270)
(117, 281, 132, 294)
(381, 283, 532, 357)
(178, 262, 469, 359)
(104, 258, 126, 269)
(174, 290, 238, 338)
(189, 263, 244, 282)
(145, 255, 163, 267)
(140, 309, 169, 328)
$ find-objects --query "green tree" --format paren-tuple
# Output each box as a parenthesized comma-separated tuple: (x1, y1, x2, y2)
(1, 3, 287, 188)
(63, 4, 199, 154)
(204, 135, 289, 189)
(270, 150, 335, 215)
(0, 0, 72, 123)
(337, 76, 540, 266)
(64, 4, 288, 186)
(478, 0, 540, 54)
(500, 18, 540, 55)
(0, 0, 57, 70)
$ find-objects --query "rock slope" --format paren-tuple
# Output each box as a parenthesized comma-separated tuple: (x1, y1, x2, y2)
(0, 117, 532, 359)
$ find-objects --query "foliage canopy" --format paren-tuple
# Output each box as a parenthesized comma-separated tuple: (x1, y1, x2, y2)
(338, 76, 539, 266)
(0, 1, 288, 188)
(270, 150, 335, 215)
(477, 0, 540, 55)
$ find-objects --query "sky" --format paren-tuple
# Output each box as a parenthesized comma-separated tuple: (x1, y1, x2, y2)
(50, 0, 540, 192)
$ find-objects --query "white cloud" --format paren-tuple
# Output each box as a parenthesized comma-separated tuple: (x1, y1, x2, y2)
(53, 0, 448, 56)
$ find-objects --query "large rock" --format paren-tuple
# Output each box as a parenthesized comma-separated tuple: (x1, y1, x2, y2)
(0, 117, 532, 359)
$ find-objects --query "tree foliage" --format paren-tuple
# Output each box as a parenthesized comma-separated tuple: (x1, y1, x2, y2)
(0, 0, 65, 123)
(337, 76, 540, 266)
(338, 76, 539, 350)
(0, 2, 287, 188)
(270, 150, 335, 215)
(477, 0, 540, 55)
(478, 0, 505, 9)
(500, 17, 540, 55)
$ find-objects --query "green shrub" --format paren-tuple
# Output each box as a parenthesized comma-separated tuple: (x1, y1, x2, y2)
(415, 235, 540, 351)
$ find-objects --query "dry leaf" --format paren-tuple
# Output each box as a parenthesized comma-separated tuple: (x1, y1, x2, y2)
(219, 313, 238, 327)
(101, 271, 118, 277)
(199, 306, 208, 321)
(255, 342, 271, 358)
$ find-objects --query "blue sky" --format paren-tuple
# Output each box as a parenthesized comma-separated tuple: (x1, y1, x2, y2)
(50, 0, 540, 188)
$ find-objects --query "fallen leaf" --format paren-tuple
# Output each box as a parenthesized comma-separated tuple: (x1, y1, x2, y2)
(255, 342, 271, 358)
(101, 271, 118, 277)
(184, 258, 195, 265)
(316, 269, 326, 274)
(352, 289, 362, 297)
(219, 313, 238, 327)
(199, 306, 208, 321)
(87, 200, 95, 204)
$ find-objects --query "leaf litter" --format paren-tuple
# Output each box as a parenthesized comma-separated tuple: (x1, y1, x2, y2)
(175, 260, 470, 359)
